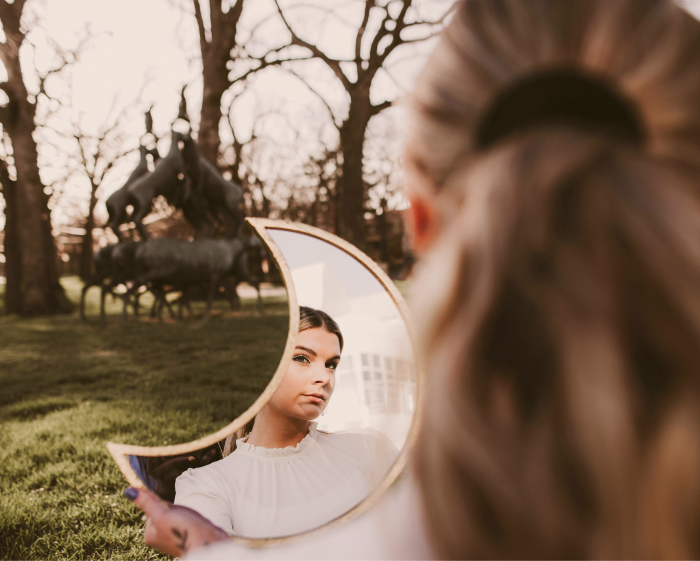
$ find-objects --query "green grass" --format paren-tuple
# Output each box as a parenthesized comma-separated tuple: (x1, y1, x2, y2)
(0, 277, 289, 560)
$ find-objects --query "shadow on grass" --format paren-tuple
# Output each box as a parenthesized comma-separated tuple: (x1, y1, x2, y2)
(0, 312, 290, 438)
(0, 276, 290, 560)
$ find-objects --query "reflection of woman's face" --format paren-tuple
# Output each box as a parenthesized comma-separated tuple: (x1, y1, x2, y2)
(268, 327, 341, 421)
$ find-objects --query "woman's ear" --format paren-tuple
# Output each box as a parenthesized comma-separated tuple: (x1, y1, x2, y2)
(404, 145, 440, 255)
(407, 191, 439, 256)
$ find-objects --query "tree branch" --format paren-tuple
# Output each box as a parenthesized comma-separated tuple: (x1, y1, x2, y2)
(374, 0, 412, 68)
(273, 0, 352, 90)
(33, 33, 90, 99)
(230, 52, 313, 84)
(0, 1, 22, 37)
(370, 99, 392, 116)
(285, 67, 340, 129)
(0, 2, 13, 25)
(355, 0, 375, 72)
(13, 0, 27, 17)
(95, 148, 135, 185)
(192, 0, 208, 54)
(222, 0, 245, 46)
(368, 5, 394, 63)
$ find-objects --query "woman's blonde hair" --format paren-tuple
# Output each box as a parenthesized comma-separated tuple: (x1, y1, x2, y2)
(409, 0, 700, 558)
(222, 306, 343, 457)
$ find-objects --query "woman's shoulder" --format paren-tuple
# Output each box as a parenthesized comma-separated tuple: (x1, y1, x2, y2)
(316, 426, 399, 461)
(176, 453, 237, 488)
(318, 426, 392, 445)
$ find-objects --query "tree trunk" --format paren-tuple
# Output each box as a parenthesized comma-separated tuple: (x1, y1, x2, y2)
(198, 66, 227, 167)
(79, 183, 98, 280)
(11, 125, 71, 314)
(1, 163, 21, 314)
(338, 94, 372, 248)
(10, 122, 57, 314)
(3, 97, 71, 314)
(42, 197, 72, 313)
(0, 2, 72, 315)
(194, 0, 246, 168)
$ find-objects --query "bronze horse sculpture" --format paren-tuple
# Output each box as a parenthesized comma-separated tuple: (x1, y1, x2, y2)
(105, 145, 159, 241)
(106, 130, 243, 241)
(181, 132, 245, 238)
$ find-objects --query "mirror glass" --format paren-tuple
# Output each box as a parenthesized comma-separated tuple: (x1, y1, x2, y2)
(267, 229, 416, 450)
(123, 225, 416, 540)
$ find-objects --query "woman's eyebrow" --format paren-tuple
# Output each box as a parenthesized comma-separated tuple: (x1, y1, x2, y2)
(295, 345, 317, 356)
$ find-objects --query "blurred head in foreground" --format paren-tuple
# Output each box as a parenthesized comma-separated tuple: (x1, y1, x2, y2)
(405, 0, 700, 558)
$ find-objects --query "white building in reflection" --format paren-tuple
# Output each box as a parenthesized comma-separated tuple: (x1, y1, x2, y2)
(289, 261, 416, 449)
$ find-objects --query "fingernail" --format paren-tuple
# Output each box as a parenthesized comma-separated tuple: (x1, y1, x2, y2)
(123, 487, 139, 501)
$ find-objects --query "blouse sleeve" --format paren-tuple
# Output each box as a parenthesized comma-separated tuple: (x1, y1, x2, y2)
(174, 468, 235, 535)
(365, 428, 400, 484)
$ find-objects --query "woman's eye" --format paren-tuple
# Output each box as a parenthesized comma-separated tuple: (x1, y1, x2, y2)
(326, 362, 338, 371)
(293, 355, 311, 365)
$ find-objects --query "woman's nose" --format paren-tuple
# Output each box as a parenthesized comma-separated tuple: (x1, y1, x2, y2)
(313, 364, 332, 384)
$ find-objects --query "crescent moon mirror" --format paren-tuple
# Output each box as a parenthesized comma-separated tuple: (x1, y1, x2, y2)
(107, 218, 420, 544)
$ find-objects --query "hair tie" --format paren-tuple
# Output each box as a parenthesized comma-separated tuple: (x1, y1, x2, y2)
(475, 68, 646, 150)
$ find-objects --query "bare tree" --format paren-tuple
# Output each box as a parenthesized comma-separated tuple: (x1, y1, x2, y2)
(221, 92, 253, 189)
(66, 110, 134, 279)
(221, 98, 293, 220)
(192, 0, 246, 166)
(364, 112, 405, 261)
(231, 0, 452, 247)
(300, 143, 340, 232)
(0, 0, 76, 314)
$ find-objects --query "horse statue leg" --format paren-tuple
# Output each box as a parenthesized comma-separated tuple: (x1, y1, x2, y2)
(162, 289, 176, 320)
(130, 201, 151, 241)
(221, 277, 240, 311)
(203, 277, 217, 321)
(100, 283, 111, 325)
(80, 281, 95, 322)
(108, 206, 126, 242)
(121, 286, 131, 321)
(133, 288, 142, 318)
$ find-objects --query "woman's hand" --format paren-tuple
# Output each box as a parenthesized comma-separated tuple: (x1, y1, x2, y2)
(124, 487, 229, 557)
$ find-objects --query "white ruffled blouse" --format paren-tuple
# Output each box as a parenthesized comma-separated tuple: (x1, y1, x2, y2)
(174, 423, 399, 539)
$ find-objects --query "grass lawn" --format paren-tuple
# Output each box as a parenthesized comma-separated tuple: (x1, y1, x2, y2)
(0, 277, 290, 560)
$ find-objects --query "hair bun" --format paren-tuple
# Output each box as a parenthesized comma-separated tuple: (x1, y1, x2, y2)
(475, 68, 646, 150)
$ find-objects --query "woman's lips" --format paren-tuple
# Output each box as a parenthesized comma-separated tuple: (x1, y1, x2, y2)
(304, 394, 325, 404)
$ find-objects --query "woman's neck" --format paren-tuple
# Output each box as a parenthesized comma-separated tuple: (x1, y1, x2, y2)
(245, 406, 311, 449)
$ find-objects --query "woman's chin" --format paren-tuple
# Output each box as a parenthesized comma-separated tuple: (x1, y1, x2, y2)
(293, 404, 324, 421)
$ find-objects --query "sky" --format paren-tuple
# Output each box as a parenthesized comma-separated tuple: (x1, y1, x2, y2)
(36, 0, 198, 133)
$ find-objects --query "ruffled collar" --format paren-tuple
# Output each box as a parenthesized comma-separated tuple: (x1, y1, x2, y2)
(235, 422, 318, 458)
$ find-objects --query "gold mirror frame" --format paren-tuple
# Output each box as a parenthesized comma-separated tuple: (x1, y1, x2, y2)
(106, 218, 422, 547)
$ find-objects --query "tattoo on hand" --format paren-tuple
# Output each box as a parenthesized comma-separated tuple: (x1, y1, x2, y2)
(171, 528, 188, 551)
